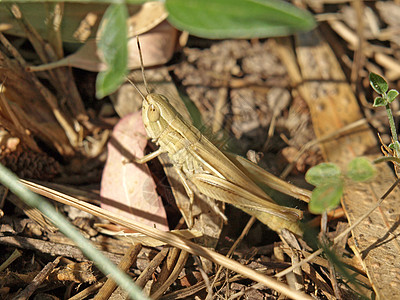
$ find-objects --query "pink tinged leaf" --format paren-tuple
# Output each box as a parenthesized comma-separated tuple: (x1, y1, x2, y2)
(100, 111, 169, 231)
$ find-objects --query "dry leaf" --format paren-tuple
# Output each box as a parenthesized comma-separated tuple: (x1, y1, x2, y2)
(100, 111, 169, 231)
(30, 20, 178, 72)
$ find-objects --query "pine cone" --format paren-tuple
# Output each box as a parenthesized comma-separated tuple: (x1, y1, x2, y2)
(0, 139, 60, 180)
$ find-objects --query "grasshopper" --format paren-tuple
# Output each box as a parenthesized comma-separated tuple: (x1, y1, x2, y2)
(131, 41, 310, 236)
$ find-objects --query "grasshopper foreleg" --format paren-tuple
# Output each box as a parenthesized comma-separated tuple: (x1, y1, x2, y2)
(130, 147, 165, 164)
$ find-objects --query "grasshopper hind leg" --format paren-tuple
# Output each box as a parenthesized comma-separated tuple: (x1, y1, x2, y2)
(205, 196, 228, 224)
(175, 167, 195, 228)
(175, 167, 227, 228)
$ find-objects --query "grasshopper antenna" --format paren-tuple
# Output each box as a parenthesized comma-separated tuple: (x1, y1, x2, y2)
(136, 36, 150, 95)
(126, 77, 146, 101)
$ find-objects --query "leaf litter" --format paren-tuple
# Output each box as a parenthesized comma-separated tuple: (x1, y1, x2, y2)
(3, 1, 400, 299)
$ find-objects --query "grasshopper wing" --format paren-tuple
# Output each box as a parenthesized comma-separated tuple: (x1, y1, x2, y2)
(224, 152, 311, 203)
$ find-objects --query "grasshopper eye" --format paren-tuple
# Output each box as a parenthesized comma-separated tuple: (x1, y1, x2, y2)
(147, 104, 160, 122)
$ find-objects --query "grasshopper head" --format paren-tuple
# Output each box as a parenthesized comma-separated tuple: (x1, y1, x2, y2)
(142, 93, 177, 140)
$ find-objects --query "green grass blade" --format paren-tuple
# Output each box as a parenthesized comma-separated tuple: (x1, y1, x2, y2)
(0, 163, 148, 300)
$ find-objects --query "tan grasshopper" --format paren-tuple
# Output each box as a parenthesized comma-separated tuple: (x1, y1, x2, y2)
(131, 42, 310, 236)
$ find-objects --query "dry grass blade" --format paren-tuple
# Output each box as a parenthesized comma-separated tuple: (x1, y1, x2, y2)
(8, 4, 86, 118)
(150, 250, 189, 299)
(0, 249, 22, 272)
(20, 179, 312, 299)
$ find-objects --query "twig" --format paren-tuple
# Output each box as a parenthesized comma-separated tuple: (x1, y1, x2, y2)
(94, 243, 142, 300)
(135, 247, 169, 288)
(349, 0, 366, 92)
(208, 216, 256, 299)
(280, 230, 304, 292)
(68, 278, 106, 300)
(212, 87, 228, 133)
(151, 250, 189, 299)
(194, 255, 213, 298)
(0, 87, 41, 152)
(8, 4, 86, 118)
(12, 256, 60, 300)
(151, 247, 181, 293)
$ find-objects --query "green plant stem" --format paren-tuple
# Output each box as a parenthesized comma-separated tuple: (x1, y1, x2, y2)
(0, 163, 148, 300)
(385, 103, 400, 157)
(374, 156, 400, 165)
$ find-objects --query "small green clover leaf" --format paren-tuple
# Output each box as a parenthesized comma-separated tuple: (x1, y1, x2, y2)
(373, 96, 386, 107)
(346, 157, 376, 182)
(387, 89, 399, 103)
(308, 180, 344, 214)
(305, 163, 341, 186)
(306, 163, 343, 214)
(369, 72, 400, 159)
(369, 72, 388, 95)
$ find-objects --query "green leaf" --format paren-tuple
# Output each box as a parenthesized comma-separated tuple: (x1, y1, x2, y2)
(387, 89, 399, 103)
(96, 3, 128, 98)
(369, 72, 388, 94)
(346, 157, 376, 182)
(309, 181, 343, 214)
(373, 96, 386, 107)
(165, 0, 316, 39)
(389, 141, 400, 151)
(305, 163, 341, 186)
